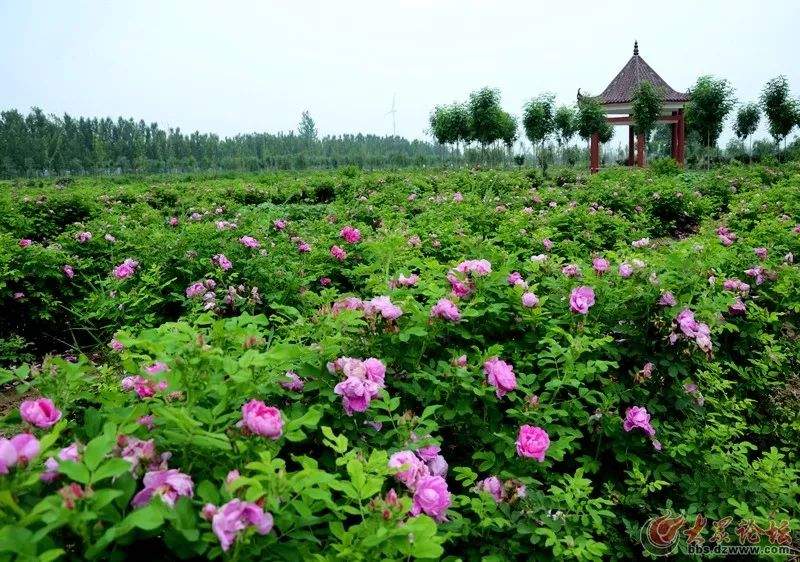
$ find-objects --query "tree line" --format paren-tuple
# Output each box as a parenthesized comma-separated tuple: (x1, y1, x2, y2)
(0, 109, 459, 178)
(430, 75, 800, 170)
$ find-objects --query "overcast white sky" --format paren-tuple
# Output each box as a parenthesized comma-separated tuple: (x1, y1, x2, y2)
(1, 0, 798, 148)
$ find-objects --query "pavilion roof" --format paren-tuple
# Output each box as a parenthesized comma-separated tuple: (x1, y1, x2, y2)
(597, 41, 690, 104)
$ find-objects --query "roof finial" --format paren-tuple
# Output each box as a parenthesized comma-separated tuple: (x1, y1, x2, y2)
(633, 40, 639, 56)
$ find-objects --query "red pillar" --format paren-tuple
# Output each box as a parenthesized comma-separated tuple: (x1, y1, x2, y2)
(670, 111, 678, 160)
(628, 126, 635, 166)
(677, 108, 685, 166)
(636, 132, 645, 167)
(590, 133, 600, 173)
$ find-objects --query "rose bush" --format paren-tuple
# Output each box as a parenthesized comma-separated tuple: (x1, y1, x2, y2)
(0, 162, 799, 559)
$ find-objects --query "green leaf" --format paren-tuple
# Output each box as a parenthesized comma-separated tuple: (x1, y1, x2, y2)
(92, 458, 132, 483)
(122, 505, 165, 531)
(83, 431, 116, 471)
(197, 480, 220, 504)
(58, 461, 91, 484)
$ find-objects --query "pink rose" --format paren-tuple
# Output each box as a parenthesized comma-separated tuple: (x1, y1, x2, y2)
(240, 400, 283, 439)
(410, 475, 451, 521)
(18, 239, 32, 248)
(131, 469, 194, 508)
(484, 357, 517, 398)
(212, 254, 232, 271)
(430, 298, 460, 322)
(476, 476, 504, 502)
(569, 286, 595, 314)
(0, 439, 18, 474)
(592, 257, 609, 275)
(330, 245, 347, 261)
(521, 292, 539, 308)
(239, 236, 260, 249)
(516, 425, 550, 461)
(389, 450, 430, 490)
(20, 398, 62, 429)
(62, 265, 75, 279)
(623, 406, 655, 436)
(212, 499, 273, 551)
(340, 226, 361, 244)
(10, 433, 40, 462)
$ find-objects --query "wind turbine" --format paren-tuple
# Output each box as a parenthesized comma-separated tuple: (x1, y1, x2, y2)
(385, 94, 397, 136)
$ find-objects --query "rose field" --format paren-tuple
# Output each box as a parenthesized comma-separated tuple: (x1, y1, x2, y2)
(1, 162, 799, 560)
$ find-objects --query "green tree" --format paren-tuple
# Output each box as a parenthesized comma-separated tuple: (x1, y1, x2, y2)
(733, 103, 760, 162)
(760, 76, 798, 148)
(577, 97, 613, 143)
(631, 81, 664, 142)
(685, 75, 736, 167)
(298, 111, 318, 144)
(466, 87, 505, 149)
(553, 106, 578, 146)
(522, 94, 555, 172)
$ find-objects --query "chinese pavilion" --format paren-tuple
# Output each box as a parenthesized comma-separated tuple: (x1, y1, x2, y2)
(585, 41, 690, 172)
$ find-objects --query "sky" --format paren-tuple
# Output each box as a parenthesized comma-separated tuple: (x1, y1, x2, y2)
(1, 0, 798, 149)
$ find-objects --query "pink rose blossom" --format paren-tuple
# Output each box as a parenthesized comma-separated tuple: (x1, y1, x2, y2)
(10, 433, 40, 463)
(297, 242, 311, 253)
(273, 219, 287, 230)
(340, 226, 361, 244)
(618, 263, 633, 278)
(455, 259, 492, 276)
(562, 264, 581, 277)
(110, 338, 124, 351)
(516, 425, 550, 461)
(410, 475, 451, 521)
(632, 238, 650, 249)
(484, 357, 517, 398)
(569, 286, 595, 314)
(18, 239, 32, 248)
(186, 282, 205, 298)
(623, 406, 655, 436)
(113, 258, 139, 279)
(62, 265, 75, 279)
(426, 454, 448, 477)
(476, 476, 504, 502)
(454, 354, 467, 367)
(754, 247, 767, 261)
(240, 400, 283, 439)
(389, 450, 430, 489)
(453, 192, 463, 202)
(41, 442, 81, 481)
(75, 231, 92, 243)
(239, 236, 260, 248)
(364, 296, 403, 321)
(20, 398, 62, 429)
(430, 298, 460, 322)
(542, 238, 554, 251)
(658, 291, 677, 306)
(131, 469, 194, 508)
(592, 258, 609, 275)
(169, 217, 179, 226)
(280, 371, 305, 391)
(330, 245, 347, 261)
(507, 271, 526, 287)
(416, 444, 440, 462)
(212, 254, 232, 271)
(0, 439, 17, 474)
(729, 297, 746, 316)
(334, 376, 381, 415)
(447, 274, 472, 298)
(211, 499, 273, 552)
(521, 292, 539, 308)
